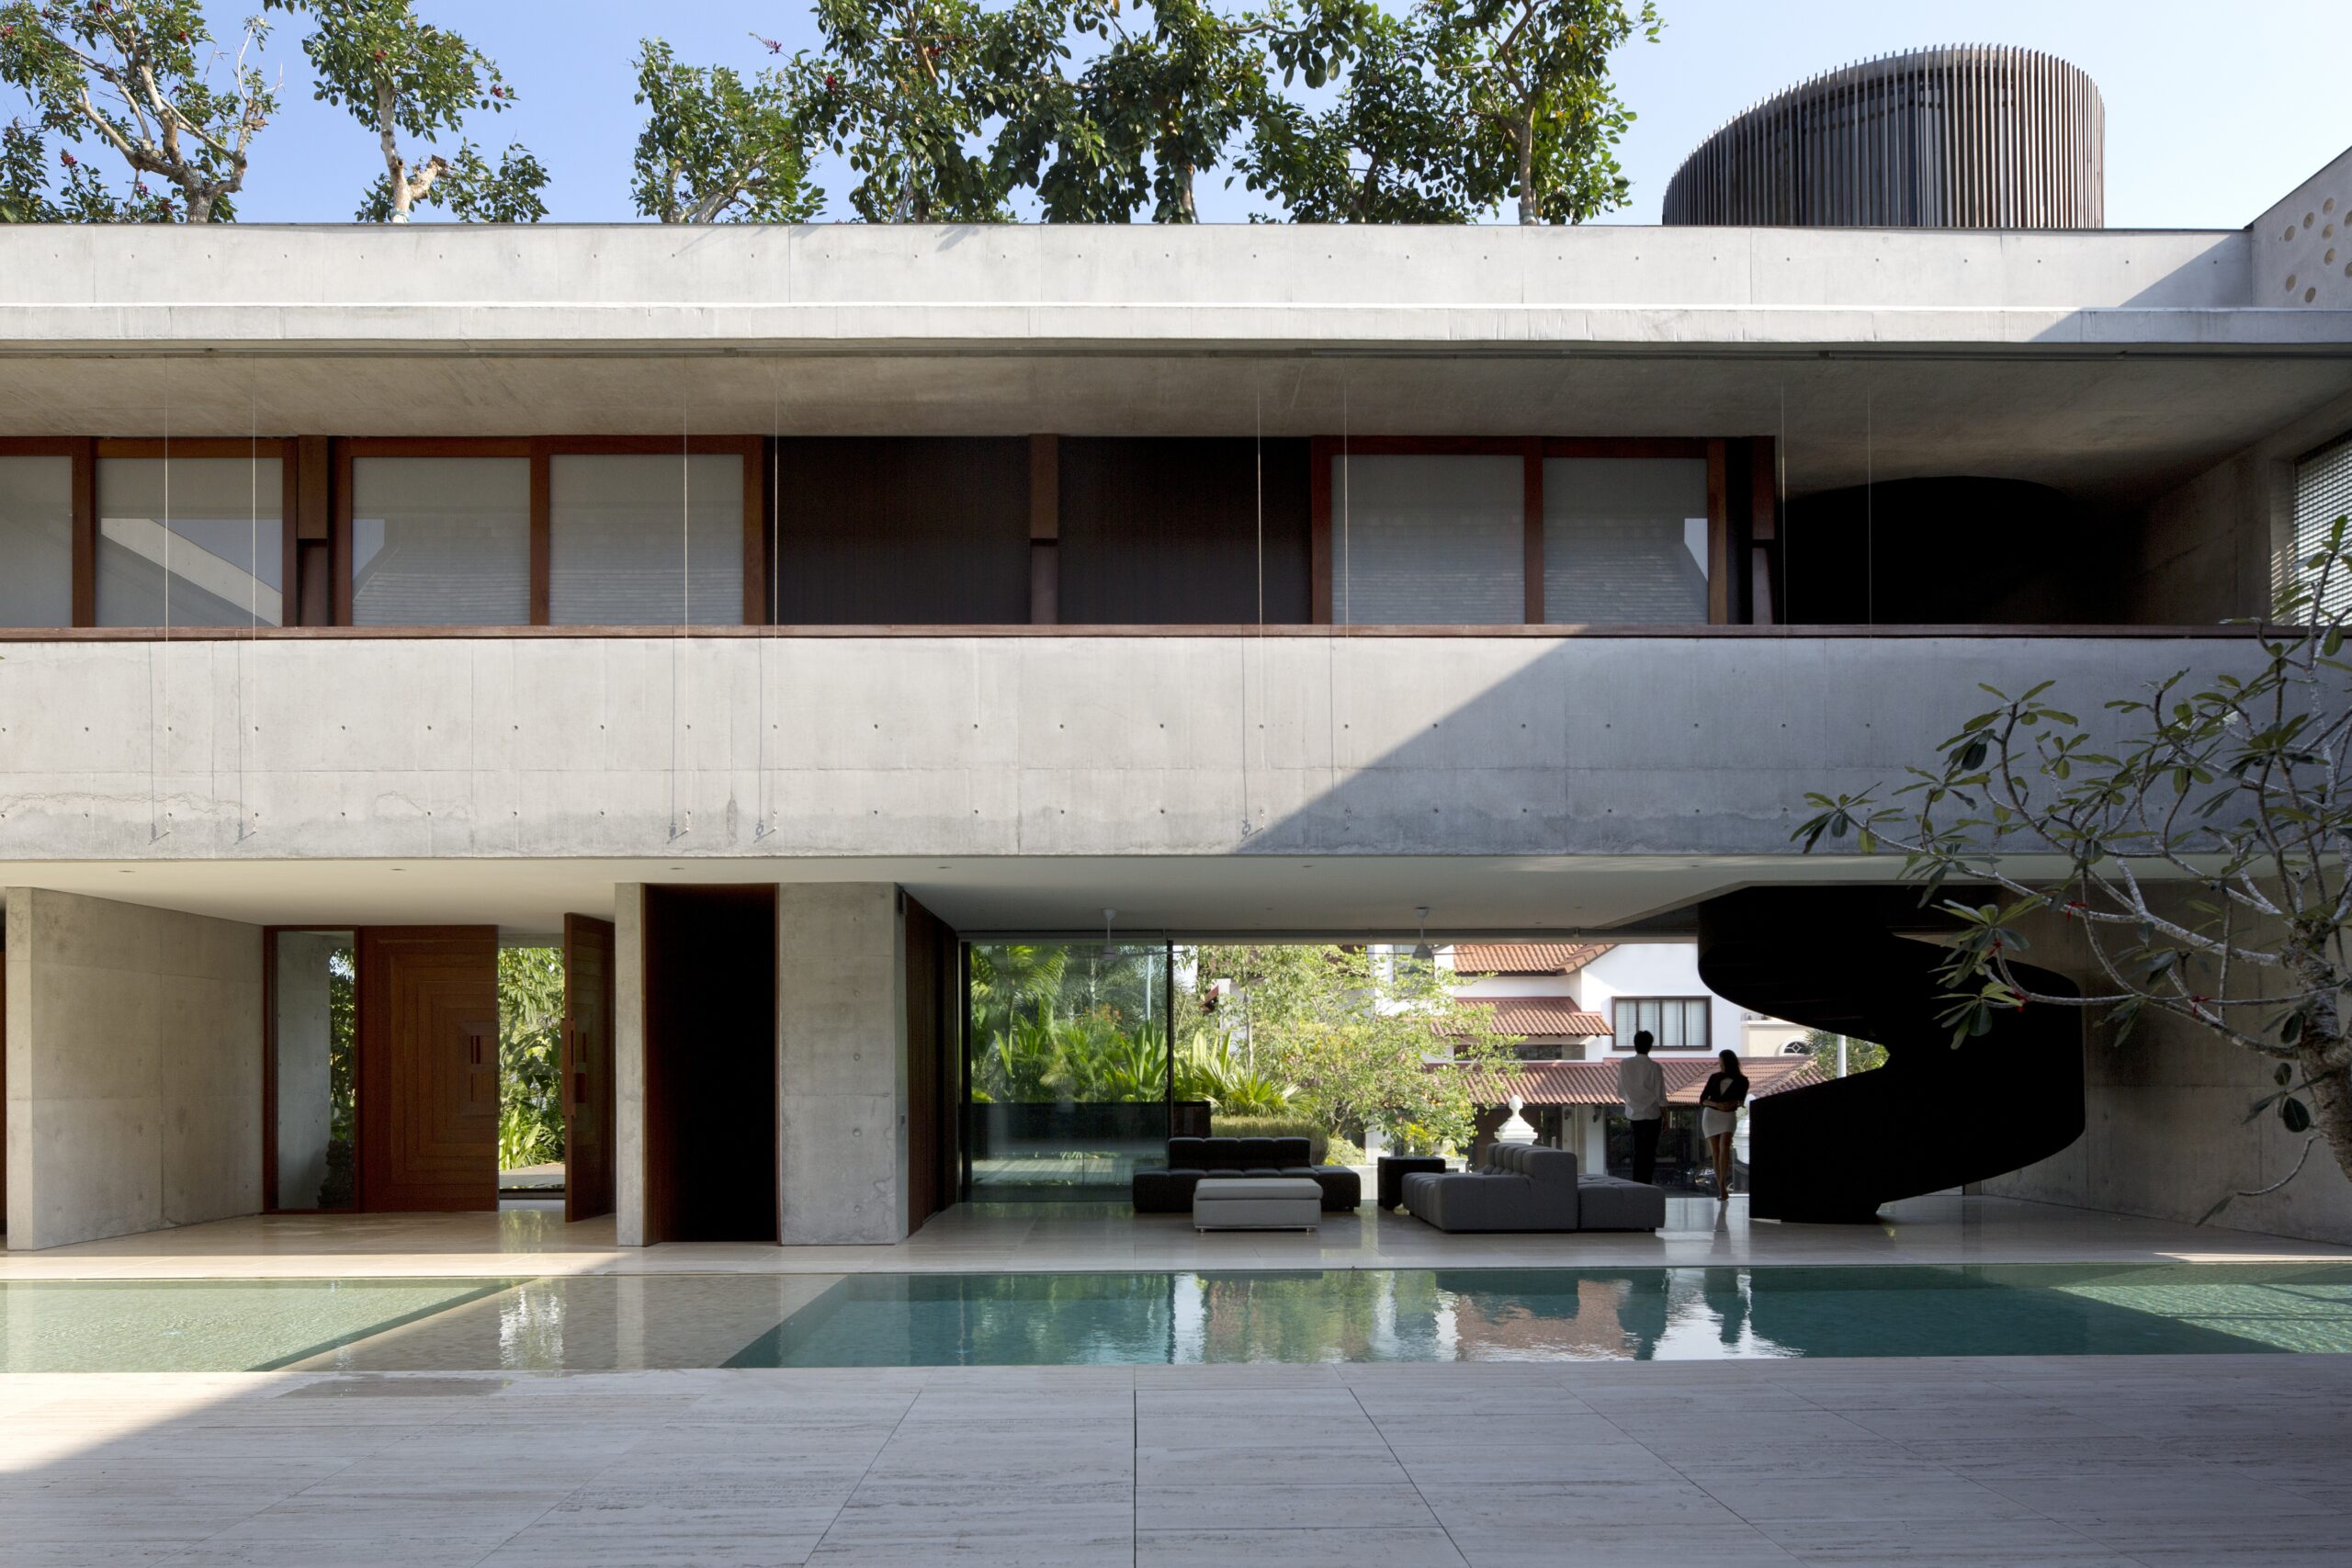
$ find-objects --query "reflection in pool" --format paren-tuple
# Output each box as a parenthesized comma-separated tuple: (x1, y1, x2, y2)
(727, 1263, 2352, 1367)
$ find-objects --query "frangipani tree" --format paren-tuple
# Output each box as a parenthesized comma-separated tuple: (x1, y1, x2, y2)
(1796, 517, 2352, 1212)
(632, 37, 819, 223)
(268, 0, 546, 221)
(0, 0, 277, 221)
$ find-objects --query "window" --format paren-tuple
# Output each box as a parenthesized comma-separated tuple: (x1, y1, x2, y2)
(2293, 433, 2352, 617)
(96, 457, 284, 627)
(351, 457, 529, 626)
(1543, 457, 1710, 624)
(1614, 997, 1711, 1051)
(548, 454, 744, 625)
(1331, 454, 1522, 625)
(0, 455, 74, 627)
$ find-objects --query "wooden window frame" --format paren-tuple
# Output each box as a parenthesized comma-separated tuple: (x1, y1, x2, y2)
(90, 437, 302, 631)
(0, 436, 95, 626)
(1308, 434, 1747, 628)
(334, 435, 767, 628)
(1611, 995, 1714, 1054)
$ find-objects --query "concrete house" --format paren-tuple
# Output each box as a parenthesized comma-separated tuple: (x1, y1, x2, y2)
(4, 100, 2351, 1247)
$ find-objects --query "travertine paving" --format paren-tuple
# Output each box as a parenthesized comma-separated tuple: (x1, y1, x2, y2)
(5, 1355, 2349, 1567)
(6, 1193, 2346, 1281)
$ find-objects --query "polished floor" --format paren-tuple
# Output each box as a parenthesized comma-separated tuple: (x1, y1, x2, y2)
(6, 1355, 2350, 1566)
(6, 1193, 2346, 1280)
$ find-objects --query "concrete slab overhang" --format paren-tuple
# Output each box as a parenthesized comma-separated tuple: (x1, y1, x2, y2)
(3, 224, 2351, 506)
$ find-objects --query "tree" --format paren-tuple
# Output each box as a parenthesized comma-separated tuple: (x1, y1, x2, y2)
(496, 946, 565, 1171)
(1188, 944, 1519, 1152)
(1795, 515, 2352, 1210)
(1429, 0, 1658, 224)
(0, 0, 277, 221)
(267, 0, 546, 222)
(1800, 1027, 1887, 1079)
(786, 0, 1017, 223)
(632, 37, 820, 223)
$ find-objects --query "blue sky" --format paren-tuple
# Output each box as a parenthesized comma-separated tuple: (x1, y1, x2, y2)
(22, 0, 2352, 226)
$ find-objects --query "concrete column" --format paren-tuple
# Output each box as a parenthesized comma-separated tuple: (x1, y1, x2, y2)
(613, 883, 647, 1247)
(5, 887, 262, 1250)
(776, 883, 909, 1246)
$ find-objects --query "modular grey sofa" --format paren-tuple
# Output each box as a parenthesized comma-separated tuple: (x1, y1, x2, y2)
(1399, 1144, 1664, 1233)
(1131, 1136, 1362, 1213)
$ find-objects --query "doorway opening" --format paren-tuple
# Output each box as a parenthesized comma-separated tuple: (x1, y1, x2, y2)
(642, 885, 779, 1243)
(496, 942, 567, 1208)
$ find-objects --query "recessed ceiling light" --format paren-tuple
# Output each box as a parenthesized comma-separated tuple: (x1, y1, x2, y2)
(118, 868, 134, 874)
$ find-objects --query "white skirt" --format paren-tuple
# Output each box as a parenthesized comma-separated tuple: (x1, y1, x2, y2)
(1701, 1108, 1737, 1138)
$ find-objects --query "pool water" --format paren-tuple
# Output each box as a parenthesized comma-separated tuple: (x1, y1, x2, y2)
(5, 1264, 2349, 1372)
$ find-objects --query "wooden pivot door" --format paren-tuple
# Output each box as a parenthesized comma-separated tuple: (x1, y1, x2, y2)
(357, 928, 499, 1213)
(562, 914, 616, 1223)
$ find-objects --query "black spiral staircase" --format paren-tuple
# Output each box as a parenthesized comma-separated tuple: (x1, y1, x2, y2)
(1695, 887, 2085, 1224)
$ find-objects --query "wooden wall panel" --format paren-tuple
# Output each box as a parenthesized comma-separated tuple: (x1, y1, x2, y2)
(902, 893, 948, 1230)
(356, 927, 499, 1213)
(1057, 438, 1313, 625)
(562, 914, 617, 1224)
(773, 438, 1031, 625)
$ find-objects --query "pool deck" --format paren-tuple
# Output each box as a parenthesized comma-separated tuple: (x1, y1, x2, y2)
(5, 1193, 2347, 1280)
(6, 1354, 2350, 1566)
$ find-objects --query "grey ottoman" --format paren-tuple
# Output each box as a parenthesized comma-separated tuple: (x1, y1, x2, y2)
(1577, 1175, 1667, 1231)
(1193, 1176, 1321, 1231)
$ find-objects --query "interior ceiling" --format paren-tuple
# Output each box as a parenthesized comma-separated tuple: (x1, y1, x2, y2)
(5, 349, 2350, 511)
(0, 854, 1927, 942)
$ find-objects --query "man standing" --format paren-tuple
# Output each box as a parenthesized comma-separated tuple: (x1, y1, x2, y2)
(1616, 1030, 1667, 1186)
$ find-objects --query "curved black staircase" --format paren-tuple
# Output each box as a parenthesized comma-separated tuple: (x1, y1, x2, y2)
(1696, 888, 2084, 1224)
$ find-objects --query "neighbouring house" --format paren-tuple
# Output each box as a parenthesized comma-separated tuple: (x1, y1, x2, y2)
(1452, 1057, 1825, 1191)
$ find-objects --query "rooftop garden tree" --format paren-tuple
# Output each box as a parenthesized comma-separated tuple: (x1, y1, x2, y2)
(0, 0, 277, 221)
(266, 0, 547, 221)
(1795, 516, 2352, 1216)
(631, 36, 820, 223)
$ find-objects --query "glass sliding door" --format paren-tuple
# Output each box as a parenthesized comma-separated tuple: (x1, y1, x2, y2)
(270, 930, 358, 1211)
(965, 941, 1172, 1199)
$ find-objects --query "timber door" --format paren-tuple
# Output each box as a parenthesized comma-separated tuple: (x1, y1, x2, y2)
(562, 914, 616, 1223)
(357, 928, 499, 1213)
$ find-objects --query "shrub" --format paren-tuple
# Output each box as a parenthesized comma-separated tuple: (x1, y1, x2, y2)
(1210, 1115, 1330, 1166)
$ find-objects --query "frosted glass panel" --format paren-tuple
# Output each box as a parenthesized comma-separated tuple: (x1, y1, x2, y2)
(1330, 455, 1522, 626)
(1542, 458, 1710, 625)
(96, 457, 284, 627)
(351, 457, 529, 626)
(549, 455, 744, 625)
(0, 456, 74, 627)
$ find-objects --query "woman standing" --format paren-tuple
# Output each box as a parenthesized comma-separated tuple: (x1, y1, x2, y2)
(1698, 1049, 1750, 1202)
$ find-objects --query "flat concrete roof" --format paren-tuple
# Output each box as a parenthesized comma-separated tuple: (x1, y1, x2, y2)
(2, 223, 2349, 506)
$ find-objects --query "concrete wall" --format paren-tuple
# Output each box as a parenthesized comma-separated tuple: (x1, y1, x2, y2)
(3, 887, 262, 1249)
(0, 633, 2271, 866)
(2253, 145, 2352, 312)
(613, 883, 646, 1247)
(776, 884, 910, 1247)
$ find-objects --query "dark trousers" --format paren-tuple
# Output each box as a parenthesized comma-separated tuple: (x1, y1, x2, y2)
(1630, 1118, 1663, 1186)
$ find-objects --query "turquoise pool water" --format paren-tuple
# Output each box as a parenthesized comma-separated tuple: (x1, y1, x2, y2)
(6, 1264, 2350, 1372)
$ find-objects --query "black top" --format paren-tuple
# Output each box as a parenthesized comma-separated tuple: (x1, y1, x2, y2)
(1701, 1070, 1750, 1111)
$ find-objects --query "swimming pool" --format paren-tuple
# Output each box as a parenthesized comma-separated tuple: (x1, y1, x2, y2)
(6, 1263, 2349, 1372)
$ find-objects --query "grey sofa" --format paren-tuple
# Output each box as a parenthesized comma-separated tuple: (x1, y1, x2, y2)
(1132, 1136, 1362, 1213)
(1400, 1144, 1664, 1233)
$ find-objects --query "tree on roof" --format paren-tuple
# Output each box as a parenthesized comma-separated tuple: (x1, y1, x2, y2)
(266, 0, 547, 222)
(0, 0, 277, 222)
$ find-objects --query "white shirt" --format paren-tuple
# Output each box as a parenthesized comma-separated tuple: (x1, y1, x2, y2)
(1616, 1054, 1667, 1121)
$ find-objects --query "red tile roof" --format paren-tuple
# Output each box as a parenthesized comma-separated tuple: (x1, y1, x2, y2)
(1461, 998, 1613, 1037)
(1449, 942, 1613, 976)
(1442, 1056, 1826, 1108)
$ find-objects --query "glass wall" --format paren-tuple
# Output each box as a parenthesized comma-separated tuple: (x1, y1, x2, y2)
(965, 941, 1172, 1197)
(96, 457, 284, 627)
(1331, 455, 1523, 625)
(351, 457, 530, 626)
(0, 456, 74, 627)
(1543, 457, 1710, 624)
(272, 930, 357, 1211)
(548, 454, 744, 625)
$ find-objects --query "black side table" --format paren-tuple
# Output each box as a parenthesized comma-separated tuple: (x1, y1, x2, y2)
(1376, 1155, 1448, 1211)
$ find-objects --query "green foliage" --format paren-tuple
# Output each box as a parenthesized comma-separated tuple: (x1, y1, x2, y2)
(1802, 1028, 1886, 1078)
(1794, 513, 2352, 1203)
(267, 0, 546, 221)
(1207, 1113, 1327, 1163)
(0, 0, 277, 221)
(1175, 1027, 1295, 1113)
(632, 37, 820, 223)
(321, 942, 356, 1207)
(1182, 944, 1520, 1153)
(496, 945, 565, 1171)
